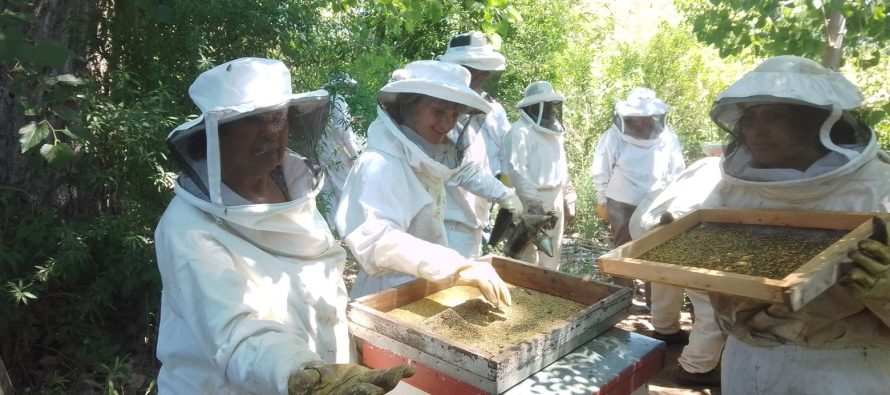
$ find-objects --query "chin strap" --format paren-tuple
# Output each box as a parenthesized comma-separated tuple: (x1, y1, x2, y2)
(819, 105, 858, 161)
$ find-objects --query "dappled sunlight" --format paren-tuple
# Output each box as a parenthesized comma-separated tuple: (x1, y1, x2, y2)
(242, 273, 292, 322)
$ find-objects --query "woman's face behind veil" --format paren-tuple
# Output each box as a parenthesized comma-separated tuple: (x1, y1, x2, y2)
(219, 108, 289, 184)
(739, 104, 824, 170)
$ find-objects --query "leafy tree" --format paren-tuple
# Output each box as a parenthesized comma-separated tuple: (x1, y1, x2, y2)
(678, 0, 890, 69)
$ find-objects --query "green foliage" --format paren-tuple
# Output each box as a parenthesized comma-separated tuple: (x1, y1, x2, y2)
(2, 0, 888, 392)
(678, 0, 890, 68)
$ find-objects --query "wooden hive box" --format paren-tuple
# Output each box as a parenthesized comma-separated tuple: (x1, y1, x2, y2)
(599, 208, 887, 311)
(348, 255, 632, 394)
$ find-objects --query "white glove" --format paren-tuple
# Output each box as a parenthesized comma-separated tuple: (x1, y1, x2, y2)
(455, 261, 512, 308)
(495, 193, 524, 218)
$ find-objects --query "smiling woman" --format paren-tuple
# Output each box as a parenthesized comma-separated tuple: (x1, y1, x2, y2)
(154, 57, 413, 394)
(336, 60, 519, 309)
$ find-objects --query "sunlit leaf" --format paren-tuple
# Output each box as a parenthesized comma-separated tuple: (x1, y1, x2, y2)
(40, 142, 74, 168)
(55, 74, 84, 86)
(18, 121, 50, 153)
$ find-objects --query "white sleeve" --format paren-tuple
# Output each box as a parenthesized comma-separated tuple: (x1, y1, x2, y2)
(629, 157, 722, 239)
(591, 130, 616, 205)
(484, 104, 512, 175)
(155, 225, 321, 395)
(667, 132, 687, 181)
(330, 97, 360, 159)
(450, 160, 509, 201)
(504, 126, 543, 205)
(337, 153, 469, 282)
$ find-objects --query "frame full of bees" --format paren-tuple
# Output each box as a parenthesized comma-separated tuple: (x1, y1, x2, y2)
(348, 255, 632, 394)
(599, 208, 888, 311)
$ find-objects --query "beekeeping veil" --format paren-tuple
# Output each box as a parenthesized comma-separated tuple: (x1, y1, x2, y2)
(165, 57, 330, 205)
(517, 81, 565, 134)
(613, 87, 668, 146)
(710, 55, 869, 161)
(436, 31, 506, 72)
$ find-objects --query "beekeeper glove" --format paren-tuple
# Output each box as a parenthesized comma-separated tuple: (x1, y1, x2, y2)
(844, 217, 890, 301)
(595, 204, 608, 222)
(288, 363, 415, 395)
(455, 261, 512, 308)
(495, 192, 524, 218)
(528, 202, 546, 216)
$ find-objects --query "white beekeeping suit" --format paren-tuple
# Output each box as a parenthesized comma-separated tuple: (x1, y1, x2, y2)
(632, 56, 890, 393)
(504, 81, 576, 270)
(155, 58, 354, 394)
(337, 60, 518, 307)
(437, 31, 513, 255)
(591, 87, 686, 244)
(318, 74, 364, 227)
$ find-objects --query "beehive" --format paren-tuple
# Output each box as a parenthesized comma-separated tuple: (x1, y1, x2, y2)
(599, 208, 886, 311)
(348, 255, 632, 394)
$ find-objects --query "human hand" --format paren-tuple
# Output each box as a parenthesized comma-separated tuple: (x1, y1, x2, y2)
(495, 193, 524, 218)
(288, 363, 414, 395)
(595, 204, 608, 222)
(843, 216, 890, 301)
(456, 261, 512, 308)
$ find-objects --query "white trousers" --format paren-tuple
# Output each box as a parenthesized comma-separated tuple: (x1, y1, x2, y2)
(651, 284, 725, 373)
(722, 336, 890, 395)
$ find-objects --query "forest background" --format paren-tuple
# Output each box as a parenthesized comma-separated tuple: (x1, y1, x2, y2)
(1, 0, 888, 392)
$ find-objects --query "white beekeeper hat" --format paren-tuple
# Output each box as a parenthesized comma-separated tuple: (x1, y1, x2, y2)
(378, 60, 491, 113)
(615, 87, 668, 117)
(710, 55, 865, 159)
(436, 32, 506, 71)
(516, 81, 564, 108)
(166, 57, 329, 205)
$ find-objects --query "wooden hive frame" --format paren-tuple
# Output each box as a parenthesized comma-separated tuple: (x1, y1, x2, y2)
(599, 208, 887, 311)
(348, 255, 632, 394)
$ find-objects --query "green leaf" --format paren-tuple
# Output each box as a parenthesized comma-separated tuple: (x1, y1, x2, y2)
(52, 106, 81, 122)
(40, 142, 74, 168)
(28, 37, 70, 68)
(55, 74, 84, 86)
(0, 30, 27, 61)
(18, 121, 50, 153)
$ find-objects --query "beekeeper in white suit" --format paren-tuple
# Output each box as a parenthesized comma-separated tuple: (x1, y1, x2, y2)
(630, 55, 890, 393)
(591, 87, 685, 252)
(155, 57, 413, 394)
(437, 31, 514, 255)
(591, 88, 687, 343)
(504, 81, 577, 269)
(337, 60, 520, 306)
(318, 72, 364, 228)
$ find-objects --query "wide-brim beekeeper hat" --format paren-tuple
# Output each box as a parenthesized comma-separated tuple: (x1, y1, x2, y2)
(166, 57, 329, 205)
(435, 31, 506, 71)
(516, 81, 565, 108)
(615, 87, 668, 117)
(710, 55, 865, 159)
(379, 60, 491, 113)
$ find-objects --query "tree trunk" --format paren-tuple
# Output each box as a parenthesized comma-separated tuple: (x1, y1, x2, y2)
(0, 0, 98, 210)
(0, 356, 11, 395)
(823, 9, 846, 70)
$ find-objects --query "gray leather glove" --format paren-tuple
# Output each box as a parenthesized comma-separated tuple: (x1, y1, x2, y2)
(843, 216, 890, 301)
(288, 363, 414, 395)
(527, 202, 546, 216)
(495, 193, 524, 218)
